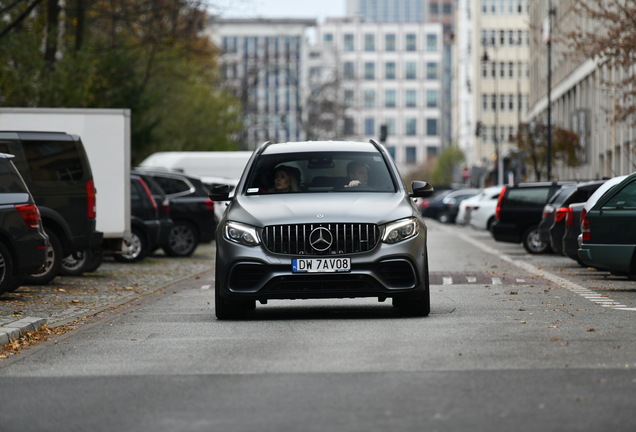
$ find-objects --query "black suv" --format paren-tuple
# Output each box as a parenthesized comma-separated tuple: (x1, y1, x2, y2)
(0, 131, 102, 284)
(0, 153, 48, 294)
(113, 174, 173, 263)
(491, 182, 574, 254)
(132, 168, 216, 256)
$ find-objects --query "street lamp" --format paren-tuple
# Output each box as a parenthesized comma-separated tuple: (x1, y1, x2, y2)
(482, 45, 503, 186)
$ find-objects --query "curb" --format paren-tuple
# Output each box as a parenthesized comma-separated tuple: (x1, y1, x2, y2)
(0, 317, 48, 346)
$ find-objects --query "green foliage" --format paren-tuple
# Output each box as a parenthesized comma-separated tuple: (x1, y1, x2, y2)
(514, 122, 583, 181)
(0, 0, 242, 162)
(429, 146, 465, 186)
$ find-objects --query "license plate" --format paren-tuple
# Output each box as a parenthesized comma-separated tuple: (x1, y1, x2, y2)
(292, 257, 351, 273)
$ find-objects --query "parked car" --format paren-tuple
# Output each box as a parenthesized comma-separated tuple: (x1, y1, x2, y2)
(562, 202, 587, 265)
(420, 188, 479, 224)
(0, 153, 48, 294)
(132, 168, 216, 257)
(578, 172, 636, 276)
(114, 174, 173, 263)
(546, 180, 605, 255)
(563, 176, 627, 265)
(210, 140, 434, 319)
(456, 189, 483, 226)
(0, 131, 102, 283)
(467, 185, 504, 231)
(538, 184, 578, 247)
(491, 181, 574, 253)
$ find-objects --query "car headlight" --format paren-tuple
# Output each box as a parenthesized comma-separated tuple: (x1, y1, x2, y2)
(382, 218, 420, 244)
(224, 221, 260, 246)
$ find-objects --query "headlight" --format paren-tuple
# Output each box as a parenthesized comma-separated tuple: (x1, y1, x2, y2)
(382, 218, 420, 244)
(224, 221, 260, 246)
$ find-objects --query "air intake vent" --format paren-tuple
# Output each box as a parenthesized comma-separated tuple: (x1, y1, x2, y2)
(263, 223, 380, 256)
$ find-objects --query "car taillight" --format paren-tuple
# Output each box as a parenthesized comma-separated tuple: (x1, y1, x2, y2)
(554, 207, 568, 223)
(162, 198, 170, 216)
(15, 203, 41, 230)
(565, 206, 574, 226)
(86, 179, 96, 219)
(138, 178, 158, 211)
(204, 198, 215, 212)
(581, 211, 591, 242)
(495, 186, 507, 220)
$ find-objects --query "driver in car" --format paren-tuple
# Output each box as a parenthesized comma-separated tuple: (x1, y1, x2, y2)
(345, 160, 369, 188)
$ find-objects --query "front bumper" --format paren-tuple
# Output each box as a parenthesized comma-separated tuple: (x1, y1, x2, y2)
(216, 233, 428, 302)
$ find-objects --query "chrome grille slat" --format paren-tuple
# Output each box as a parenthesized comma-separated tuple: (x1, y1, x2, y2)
(263, 223, 380, 255)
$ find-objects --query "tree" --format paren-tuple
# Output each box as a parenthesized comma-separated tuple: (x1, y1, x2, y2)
(514, 122, 583, 181)
(0, 0, 242, 163)
(565, 0, 636, 126)
(410, 146, 465, 187)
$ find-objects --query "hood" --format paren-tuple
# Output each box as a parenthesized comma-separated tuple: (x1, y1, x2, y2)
(226, 192, 415, 227)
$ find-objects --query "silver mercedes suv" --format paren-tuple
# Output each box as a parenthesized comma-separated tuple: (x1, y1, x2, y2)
(210, 140, 434, 319)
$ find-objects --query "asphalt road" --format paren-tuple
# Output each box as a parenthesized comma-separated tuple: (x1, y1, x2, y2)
(1, 221, 636, 431)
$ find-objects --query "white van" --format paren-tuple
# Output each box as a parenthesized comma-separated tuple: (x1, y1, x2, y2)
(139, 151, 253, 222)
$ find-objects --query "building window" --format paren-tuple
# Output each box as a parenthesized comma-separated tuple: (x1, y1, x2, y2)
(343, 62, 355, 80)
(364, 90, 376, 107)
(323, 33, 333, 43)
(364, 117, 375, 135)
(406, 146, 417, 164)
(426, 90, 438, 108)
(426, 34, 438, 51)
(405, 118, 417, 136)
(384, 90, 396, 108)
(344, 89, 355, 108)
(385, 33, 396, 51)
(385, 62, 396, 79)
(405, 90, 417, 107)
(426, 118, 438, 136)
(364, 34, 375, 51)
(364, 62, 375, 80)
(344, 117, 355, 135)
(426, 62, 439, 79)
(405, 34, 417, 51)
(405, 62, 417, 79)
(385, 117, 396, 135)
(344, 34, 354, 51)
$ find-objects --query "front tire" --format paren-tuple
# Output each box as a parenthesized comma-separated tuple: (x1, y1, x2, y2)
(215, 268, 255, 320)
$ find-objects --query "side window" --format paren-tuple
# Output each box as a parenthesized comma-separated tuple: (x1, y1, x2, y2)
(22, 140, 84, 181)
(601, 181, 636, 210)
(152, 176, 191, 195)
(0, 160, 28, 193)
(506, 188, 549, 206)
(130, 179, 142, 203)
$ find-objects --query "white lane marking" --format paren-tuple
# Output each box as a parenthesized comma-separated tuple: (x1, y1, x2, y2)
(466, 276, 477, 283)
(443, 277, 453, 285)
(201, 285, 210, 290)
(491, 277, 502, 285)
(447, 227, 632, 312)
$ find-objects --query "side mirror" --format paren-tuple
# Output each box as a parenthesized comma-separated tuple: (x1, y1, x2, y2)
(209, 184, 231, 201)
(410, 181, 434, 198)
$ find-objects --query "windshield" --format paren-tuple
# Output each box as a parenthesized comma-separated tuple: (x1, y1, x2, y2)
(243, 151, 397, 195)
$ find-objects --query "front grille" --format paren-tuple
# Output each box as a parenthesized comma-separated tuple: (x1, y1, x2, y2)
(263, 223, 380, 256)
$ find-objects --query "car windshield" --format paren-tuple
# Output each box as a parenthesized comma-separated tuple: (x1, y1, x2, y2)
(243, 151, 397, 194)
